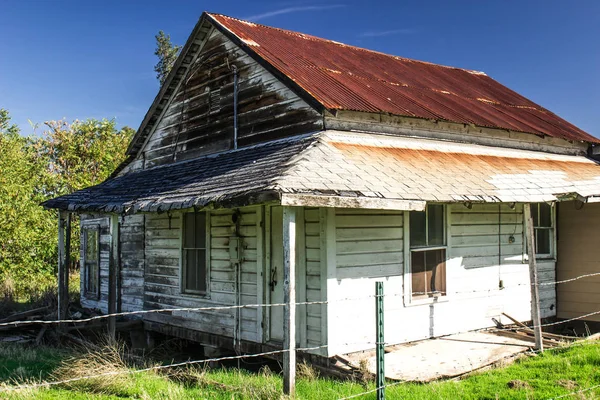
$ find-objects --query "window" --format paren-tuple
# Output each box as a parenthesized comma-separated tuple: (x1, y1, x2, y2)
(531, 203, 554, 258)
(83, 227, 100, 298)
(182, 212, 208, 294)
(409, 205, 447, 299)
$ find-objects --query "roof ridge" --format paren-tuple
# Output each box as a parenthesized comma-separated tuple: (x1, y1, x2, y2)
(206, 12, 487, 76)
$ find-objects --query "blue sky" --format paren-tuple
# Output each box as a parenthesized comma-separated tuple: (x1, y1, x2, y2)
(2, 0, 598, 137)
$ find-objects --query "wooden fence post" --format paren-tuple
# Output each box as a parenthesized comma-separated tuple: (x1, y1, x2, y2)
(524, 203, 543, 352)
(282, 207, 296, 397)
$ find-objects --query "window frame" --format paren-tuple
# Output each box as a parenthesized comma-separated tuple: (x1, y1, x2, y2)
(404, 204, 449, 304)
(82, 225, 101, 300)
(180, 211, 211, 297)
(529, 202, 556, 260)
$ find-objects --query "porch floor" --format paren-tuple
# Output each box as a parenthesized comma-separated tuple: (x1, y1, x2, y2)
(342, 331, 534, 382)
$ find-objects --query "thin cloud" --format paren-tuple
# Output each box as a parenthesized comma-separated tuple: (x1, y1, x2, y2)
(359, 28, 418, 38)
(243, 5, 346, 22)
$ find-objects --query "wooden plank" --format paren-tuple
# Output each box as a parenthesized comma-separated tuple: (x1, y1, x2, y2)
(57, 212, 65, 320)
(296, 207, 307, 348)
(108, 214, 119, 340)
(524, 203, 543, 351)
(281, 194, 425, 211)
(282, 206, 296, 396)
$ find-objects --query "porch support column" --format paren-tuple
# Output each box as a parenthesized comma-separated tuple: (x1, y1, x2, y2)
(62, 213, 71, 319)
(282, 206, 296, 397)
(524, 203, 543, 352)
(108, 214, 119, 340)
(57, 212, 65, 320)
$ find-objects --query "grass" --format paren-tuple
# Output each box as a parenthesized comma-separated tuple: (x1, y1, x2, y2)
(0, 341, 599, 399)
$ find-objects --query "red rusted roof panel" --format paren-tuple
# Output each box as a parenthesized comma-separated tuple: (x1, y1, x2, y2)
(208, 13, 598, 144)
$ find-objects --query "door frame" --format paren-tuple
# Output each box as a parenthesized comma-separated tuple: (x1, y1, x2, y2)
(262, 205, 307, 346)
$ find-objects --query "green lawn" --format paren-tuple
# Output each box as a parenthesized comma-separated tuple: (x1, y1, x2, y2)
(0, 341, 599, 399)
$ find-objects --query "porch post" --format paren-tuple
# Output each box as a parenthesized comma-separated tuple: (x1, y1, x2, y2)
(108, 214, 119, 340)
(57, 212, 65, 320)
(62, 213, 72, 319)
(282, 206, 296, 396)
(524, 203, 543, 352)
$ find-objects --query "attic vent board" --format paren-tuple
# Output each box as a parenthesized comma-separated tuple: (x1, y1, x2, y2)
(209, 87, 221, 115)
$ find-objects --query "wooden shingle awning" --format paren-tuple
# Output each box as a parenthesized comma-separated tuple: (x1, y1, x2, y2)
(43, 131, 600, 214)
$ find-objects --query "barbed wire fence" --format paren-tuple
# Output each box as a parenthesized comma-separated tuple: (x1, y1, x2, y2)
(0, 269, 599, 398)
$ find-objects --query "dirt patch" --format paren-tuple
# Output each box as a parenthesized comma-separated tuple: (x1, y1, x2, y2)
(557, 379, 579, 390)
(508, 380, 531, 390)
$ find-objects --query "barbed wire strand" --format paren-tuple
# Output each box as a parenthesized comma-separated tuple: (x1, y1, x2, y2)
(547, 383, 600, 399)
(3, 268, 600, 329)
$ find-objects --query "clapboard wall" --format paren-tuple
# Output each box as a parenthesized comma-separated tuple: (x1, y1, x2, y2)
(325, 203, 556, 356)
(119, 214, 145, 314)
(124, 28, 322, 172)
(142, 207, 261, 342)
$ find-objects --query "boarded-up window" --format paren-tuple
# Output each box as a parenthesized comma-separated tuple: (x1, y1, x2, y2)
(409, 205, 446, 298)
(531, 203, 554, 257)
(182, 212, 208, 294)
(84, 227, 100, 299)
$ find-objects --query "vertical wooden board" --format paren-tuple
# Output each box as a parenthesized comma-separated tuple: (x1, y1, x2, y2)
(282, 206, 296, 395)
(319, 208, 328, 354)
(255, 206, 265, 342)
(296, 207, 307, 347)
(556, 201, 600, 321)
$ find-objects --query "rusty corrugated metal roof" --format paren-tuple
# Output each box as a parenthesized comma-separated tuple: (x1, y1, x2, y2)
(208, 13, 597, 144)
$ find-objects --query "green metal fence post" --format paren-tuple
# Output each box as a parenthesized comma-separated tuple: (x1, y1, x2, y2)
(376, 281, 385, 400)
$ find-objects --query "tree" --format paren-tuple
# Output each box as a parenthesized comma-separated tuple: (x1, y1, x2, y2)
(154, 30, 181, 85)
(39, 119, 134, 197)
(0, 111, 134, 296)
(0, 110, 55, 292)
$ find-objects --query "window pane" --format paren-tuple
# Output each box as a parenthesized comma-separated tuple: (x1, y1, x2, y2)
(195, 213, 206, 248)
(410, 211, 426, 247)
(411, 251, 426, 296)
(427, 205, 444, 246)
(538, 203, 552, 228)
(85, 230, 98, 261)
(185, 249, 207, 293)
(531, 203, 539, 227)
(185, 249, 197, 291)
(196, 249, 207, 293)
(184, 213, 196, 248)
(536, 229, 551, 255)
(425, 249, 446, 295)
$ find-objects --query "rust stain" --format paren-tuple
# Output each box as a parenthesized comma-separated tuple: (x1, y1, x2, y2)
(208, 13, 598, 144)
(331, 142, 600, 182)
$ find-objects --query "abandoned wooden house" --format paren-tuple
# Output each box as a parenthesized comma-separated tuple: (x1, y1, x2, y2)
(44, 12, 600, 360)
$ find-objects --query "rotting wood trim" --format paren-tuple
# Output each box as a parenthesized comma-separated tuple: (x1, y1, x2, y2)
(281, 194, 426, 211)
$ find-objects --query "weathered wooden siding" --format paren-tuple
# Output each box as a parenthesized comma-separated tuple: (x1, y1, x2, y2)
(143, 207, 261, 342)
(557, 201, 600, 321)
(130, 28, 322, 170)
(80, 215, 110, 313)
(119, 214, 145, 314)
(328, 209, 404, 355)
(304, 207, 322, 348)
(325, 204, 556, 356)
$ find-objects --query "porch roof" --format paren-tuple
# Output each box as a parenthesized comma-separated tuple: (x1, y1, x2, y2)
(43, 131, 600, 214)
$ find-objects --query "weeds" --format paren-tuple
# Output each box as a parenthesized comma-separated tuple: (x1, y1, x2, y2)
(50, 338, 136, 396)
